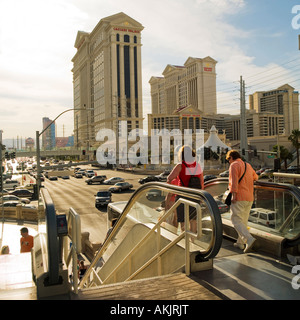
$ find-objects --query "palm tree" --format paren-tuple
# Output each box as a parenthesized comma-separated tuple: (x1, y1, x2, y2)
(272, 145, 293, 171)
(288, 129, 300, 173)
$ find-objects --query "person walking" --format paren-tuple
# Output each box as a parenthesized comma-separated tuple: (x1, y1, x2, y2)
(226, 150, 258, 253)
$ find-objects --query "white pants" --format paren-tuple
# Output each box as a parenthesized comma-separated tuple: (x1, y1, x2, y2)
(230, 201, 254, 245)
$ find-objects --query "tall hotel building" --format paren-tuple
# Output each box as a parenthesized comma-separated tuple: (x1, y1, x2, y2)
(148, 56, 218, 136)
(72, 13, 144, 148)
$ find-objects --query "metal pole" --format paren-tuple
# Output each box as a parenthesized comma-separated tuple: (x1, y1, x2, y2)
(36, 131, 41, 197)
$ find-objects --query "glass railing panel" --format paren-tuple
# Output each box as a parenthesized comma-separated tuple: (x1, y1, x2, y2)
(204, 179, 300, 240)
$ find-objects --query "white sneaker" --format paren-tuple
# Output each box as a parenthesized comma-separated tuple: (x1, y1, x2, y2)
(233, 243, 245, 250)
(244, 237, 256, 253)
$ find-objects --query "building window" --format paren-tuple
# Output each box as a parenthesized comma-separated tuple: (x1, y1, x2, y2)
(116, 34, 120, 41)
(124, 35, 130, 43)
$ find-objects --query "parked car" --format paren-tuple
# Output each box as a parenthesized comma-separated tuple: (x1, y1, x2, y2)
(103, 177, 125, 185)
(138, 176, 160, 184)
(95, 190, 112, 208)
(109, 182, 133, 192)
(85, 170, 96, 178)
(9, 189, 34, 199)
(3, 179, 20, 190)
(248, 208, 277, 227)
(0, 201, 36, 210)
(16, 184, 35, 191)
(86, 175, 107, 185)
(0, 195, 30, 204)
(61, 175, 70, 179)
(204, 175, 217, 182)
(49, 176, 58, 181)
(219, 170, 229, 177)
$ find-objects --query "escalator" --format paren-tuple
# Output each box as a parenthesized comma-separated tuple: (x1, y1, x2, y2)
(78, 182, 223, 290)
(204, 178, 300, 256)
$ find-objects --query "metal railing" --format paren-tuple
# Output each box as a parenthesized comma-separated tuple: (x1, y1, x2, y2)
(78, 183, 222, 290)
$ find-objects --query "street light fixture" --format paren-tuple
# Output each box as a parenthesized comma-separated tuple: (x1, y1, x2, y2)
(36, 107, 92, 194)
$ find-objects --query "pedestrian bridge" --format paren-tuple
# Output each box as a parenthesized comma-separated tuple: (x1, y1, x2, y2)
(0, 179, 300, 300)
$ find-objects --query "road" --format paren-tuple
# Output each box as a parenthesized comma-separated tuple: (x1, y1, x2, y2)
(43, 167, 144, 244)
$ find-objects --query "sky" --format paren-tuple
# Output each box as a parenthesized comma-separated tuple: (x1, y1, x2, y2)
(0, 0, 300, 145)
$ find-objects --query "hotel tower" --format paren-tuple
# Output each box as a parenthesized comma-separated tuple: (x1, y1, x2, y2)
(72, 12, 144, 149)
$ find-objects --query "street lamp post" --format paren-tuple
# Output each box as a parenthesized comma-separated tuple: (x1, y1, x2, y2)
(36, 108, 92, 194)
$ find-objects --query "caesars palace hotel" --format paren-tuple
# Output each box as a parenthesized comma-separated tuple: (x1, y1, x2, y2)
(72, 13, 144, 149)
(72, 12, 299, 155)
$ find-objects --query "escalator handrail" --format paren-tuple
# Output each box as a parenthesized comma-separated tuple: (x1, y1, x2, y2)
(79, 182, 223, 289)
(205, 177, 300, 244)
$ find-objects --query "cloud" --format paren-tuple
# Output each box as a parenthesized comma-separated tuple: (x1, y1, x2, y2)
(0, 0, 298, 139)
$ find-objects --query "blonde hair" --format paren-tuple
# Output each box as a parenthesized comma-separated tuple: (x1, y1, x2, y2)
(1, 245, 9, 255)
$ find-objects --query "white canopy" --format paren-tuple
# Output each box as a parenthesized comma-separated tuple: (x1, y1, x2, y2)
(202, 125, 231, 151)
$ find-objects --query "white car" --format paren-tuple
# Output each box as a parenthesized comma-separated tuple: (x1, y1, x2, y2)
(3, 179, 20, 190)
(103, 177, 125, 185)
(0, 195, 30, 204)
(249, 208, 277, 227)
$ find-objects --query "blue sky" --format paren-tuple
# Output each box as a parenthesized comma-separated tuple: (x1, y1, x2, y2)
(0, 0, 299, 142)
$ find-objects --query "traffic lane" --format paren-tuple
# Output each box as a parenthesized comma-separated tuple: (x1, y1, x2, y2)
(43, 169, 144, 243)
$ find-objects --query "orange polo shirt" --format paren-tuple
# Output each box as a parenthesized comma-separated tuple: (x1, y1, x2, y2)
(228, 158, 258, 201)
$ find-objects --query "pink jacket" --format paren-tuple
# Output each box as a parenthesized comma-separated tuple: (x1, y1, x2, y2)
(228, 158, 258, 201)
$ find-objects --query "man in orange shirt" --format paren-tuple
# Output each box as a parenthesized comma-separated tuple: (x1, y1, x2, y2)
(226, 150, 258, 253)
(20, 227, 34, 253)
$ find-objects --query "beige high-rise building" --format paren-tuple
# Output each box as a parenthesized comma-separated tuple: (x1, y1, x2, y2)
(72, 13, 144, 148)
(249, 84, 299, 135)
(149, 56, 217, 115)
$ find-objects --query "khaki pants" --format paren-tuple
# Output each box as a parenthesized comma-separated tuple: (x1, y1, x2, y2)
(230, 201, 254, 245)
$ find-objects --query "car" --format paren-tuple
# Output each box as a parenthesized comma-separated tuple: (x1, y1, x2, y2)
(95, 190, 112, 208)
(249, 208, 277, 227)
(0, 195, 30, 204)
(109, 182, 133, 192)
(214, 199, 229, 214)
(138, 176, 160, 184)
(9, 189, 34, 199)
(155, 171, 170, 182)
(16, 184, 34, 191)
(75, 172, 83, 178)
(256, 167, 270, 175)
(85, 170, 95, 178)
(259, 169, 274, 179)
(0, 200, 23, 207)
(219, 170, 229, 177)
(287, 165, 298, 173)
(204, 175, 217, 182)
(103, 177, 125, 185)
(77, 169, 86, 176)
(3, 179, 20, 190)
(146, 189, 164, 200)
(61, 175, 70, 179)
(49, 176, 58, 181)
(85, 175, 106, 185)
